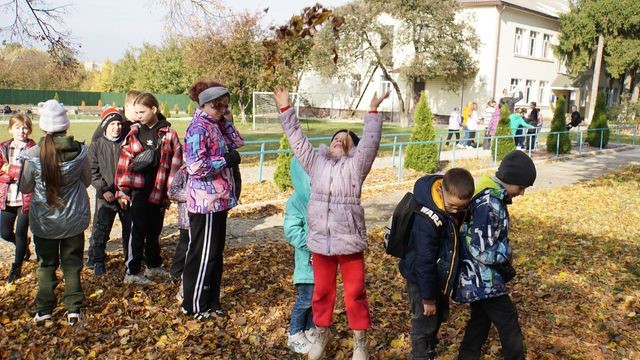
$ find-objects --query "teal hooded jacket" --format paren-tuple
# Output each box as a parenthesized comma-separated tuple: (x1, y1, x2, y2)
(284, 157, 314, 284)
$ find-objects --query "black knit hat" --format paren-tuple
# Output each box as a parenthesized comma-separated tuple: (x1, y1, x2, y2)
(331, 129, 360, 147)
(496, 150, 537, 186)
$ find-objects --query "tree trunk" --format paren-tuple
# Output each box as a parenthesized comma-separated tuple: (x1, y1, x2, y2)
(363, 33, 407, 126)
(238, 99, 247, 124)
(587, 34, 605, 124)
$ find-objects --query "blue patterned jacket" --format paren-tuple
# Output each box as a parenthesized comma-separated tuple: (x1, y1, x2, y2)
(453, 175, 513, 303)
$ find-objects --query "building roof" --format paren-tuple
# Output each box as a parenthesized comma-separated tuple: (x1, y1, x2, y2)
(459, 0, 570, 19)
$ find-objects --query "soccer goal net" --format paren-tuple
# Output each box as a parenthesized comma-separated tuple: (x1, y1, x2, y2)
(252, 91, 300, 130)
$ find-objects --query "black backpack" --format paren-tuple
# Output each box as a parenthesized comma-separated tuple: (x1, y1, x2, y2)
(384, 192, 440, 258)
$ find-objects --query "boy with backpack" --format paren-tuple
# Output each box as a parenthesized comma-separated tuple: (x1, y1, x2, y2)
(398, 168, 475, 359)
(454, 150, 536, 360)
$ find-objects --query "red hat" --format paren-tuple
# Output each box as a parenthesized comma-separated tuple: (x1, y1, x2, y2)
(100, 107, 123, 129)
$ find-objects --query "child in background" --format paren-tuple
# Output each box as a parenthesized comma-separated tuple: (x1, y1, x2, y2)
(20, 100, 91, 325)
(284, 157, 315, 354)
(399, 168, 475, 359)
(0, 114, 36, 282)
(87, 107, 129, 276)
(168, 163, 189, 294)
(509, 108, 534, 149)
(445, 107, 462, 147)
(90, 90, 140, 142)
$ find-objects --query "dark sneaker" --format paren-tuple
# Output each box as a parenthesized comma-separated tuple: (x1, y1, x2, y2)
(23, 246, 31, 261)
(85, 258, 94, 268)
(94, 262, 105, 276)
(33, 311, 52, 323)
(6, 263, 21, 283)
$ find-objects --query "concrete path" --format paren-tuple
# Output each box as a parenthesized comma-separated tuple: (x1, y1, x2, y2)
(1, 145, 638, 265)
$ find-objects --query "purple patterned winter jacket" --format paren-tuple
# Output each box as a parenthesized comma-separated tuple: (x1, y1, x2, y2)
(184, 108, 244, 214)
(279, 107, 382, 256)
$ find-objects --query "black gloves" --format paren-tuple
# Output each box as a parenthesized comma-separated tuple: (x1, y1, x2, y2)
(223, 149, 241, 168)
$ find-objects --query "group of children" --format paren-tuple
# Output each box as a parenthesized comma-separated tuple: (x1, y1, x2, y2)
(278, 85, 537, 359)
(1, 85, 536, 358)
(1, 81, 244, 325)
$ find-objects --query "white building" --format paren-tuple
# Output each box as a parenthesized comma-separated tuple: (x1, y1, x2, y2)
(297, 0, 611, 122)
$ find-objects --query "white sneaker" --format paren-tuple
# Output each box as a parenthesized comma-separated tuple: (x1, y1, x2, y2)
(456, 144, 466, 149)
(145, 267, 171, 279)
(516, 146, 522, 150)
(176, 281, 184, 302)
(305, 327, 318, 344)
(33, 311, 52, 323)
(124, 274, 152, 285)
(287, 331, 312, 354)
(67, 311, 82, 326)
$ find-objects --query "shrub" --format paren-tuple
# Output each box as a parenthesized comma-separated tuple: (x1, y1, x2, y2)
(587, 92, 609, 148)
(187, 102, 195, 116)
(161, 103, 170, 118)
(491, 104, 516, 160)
(173, 104, 180, 115)
(404, 92, 439, 173)
(53, 92, 60, 101)
(546, 96, 572, 154)
(97, 99, 103, 107)
(274, 134, 293, 191)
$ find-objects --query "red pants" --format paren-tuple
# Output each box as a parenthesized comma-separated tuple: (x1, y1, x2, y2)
(312, 252, 371, 330)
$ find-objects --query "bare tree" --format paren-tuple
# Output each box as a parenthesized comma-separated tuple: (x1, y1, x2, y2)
(1, 0, 77, 66)
(158, 0, 234, 37)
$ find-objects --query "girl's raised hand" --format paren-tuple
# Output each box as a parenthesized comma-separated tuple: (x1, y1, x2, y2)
(273, 88, 290, 110)
(370, 90, 391, 111)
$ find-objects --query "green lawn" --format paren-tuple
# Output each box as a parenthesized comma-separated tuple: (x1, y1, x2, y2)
(17, 117, 423, 165)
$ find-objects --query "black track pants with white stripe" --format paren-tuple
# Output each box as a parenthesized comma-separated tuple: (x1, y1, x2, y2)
(181, 211, 228, 314)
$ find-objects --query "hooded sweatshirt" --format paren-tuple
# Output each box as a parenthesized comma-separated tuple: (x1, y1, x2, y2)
(284, 157, 313, 284)
(399, 175, 462, 301)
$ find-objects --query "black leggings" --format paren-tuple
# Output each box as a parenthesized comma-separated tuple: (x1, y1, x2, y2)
(1, 206, 29, 264)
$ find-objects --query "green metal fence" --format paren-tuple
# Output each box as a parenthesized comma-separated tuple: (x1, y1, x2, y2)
(0, 88, 192, 111)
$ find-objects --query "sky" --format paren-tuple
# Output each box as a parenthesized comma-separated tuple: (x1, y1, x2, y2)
(4, 0, 350, 63)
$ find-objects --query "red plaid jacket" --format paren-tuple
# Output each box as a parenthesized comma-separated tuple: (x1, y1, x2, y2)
(115, 123, 182, 205)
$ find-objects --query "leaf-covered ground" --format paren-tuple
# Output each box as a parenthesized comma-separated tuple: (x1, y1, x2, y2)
(1, 165, 639, 359)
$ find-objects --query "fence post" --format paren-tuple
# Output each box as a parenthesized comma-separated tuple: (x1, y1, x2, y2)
(579, 130, 583, 153)
(600, 128, 603, 149)
(397, 145, 403, 183)
(258, 142, 265, 182)
(556, 131, 560, 158)
(634, 127, 637, 145)
(392, 135, 397, 168)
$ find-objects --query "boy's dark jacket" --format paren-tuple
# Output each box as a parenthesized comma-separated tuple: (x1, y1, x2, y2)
(399, 175, 461, 302)
(89, 129, 123, 202)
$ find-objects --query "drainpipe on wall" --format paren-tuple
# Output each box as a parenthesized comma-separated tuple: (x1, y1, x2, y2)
(491, 4, 506, 101)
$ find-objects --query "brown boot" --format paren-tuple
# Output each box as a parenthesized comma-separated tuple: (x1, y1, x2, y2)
(352, 330, 368, 360)
(308, 326, 331, 360)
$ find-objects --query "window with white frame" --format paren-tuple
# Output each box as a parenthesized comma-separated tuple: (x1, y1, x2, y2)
(542, 34, 552, 59)
(380, 78, 392, 96)
(580, 87, 588, 107)
(514, 28, 524, 54)
(557, 57, 568, 74)
(525, 80, 535, 103)
(538, 81, 548, 104)
(528, 31, 539, 57)
(350, 79, 361, 98)
(510, 78, 521, 95)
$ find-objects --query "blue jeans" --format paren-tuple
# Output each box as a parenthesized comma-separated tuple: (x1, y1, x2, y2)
(290, 284, 314, 335)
